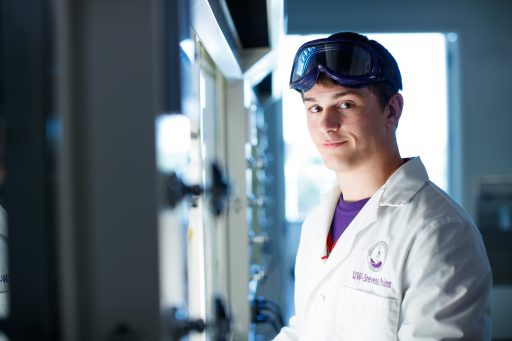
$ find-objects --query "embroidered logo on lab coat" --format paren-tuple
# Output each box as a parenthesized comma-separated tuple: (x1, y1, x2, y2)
(367, 241, 388, 272)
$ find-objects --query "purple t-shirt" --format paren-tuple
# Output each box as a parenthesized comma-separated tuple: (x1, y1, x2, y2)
(330, 196, 370, 243)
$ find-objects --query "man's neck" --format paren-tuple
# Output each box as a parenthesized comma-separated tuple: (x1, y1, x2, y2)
(335, 155, 404, 202)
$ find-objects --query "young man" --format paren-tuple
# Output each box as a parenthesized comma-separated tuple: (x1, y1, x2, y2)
(274, 32, 491, 340)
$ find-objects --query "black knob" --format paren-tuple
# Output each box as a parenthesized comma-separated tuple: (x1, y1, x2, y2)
(169, 307, 206, 340)
(166, 163, 230, 216)
(166, 172, 203, 208)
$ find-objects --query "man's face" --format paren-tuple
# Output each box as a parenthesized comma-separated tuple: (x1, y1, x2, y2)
(302, 82, 393, 173)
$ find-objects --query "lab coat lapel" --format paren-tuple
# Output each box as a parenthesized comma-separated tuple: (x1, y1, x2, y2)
(305, 189, 382, 297)
(323, 192, 380, 271)
(303, 187, 340, 286)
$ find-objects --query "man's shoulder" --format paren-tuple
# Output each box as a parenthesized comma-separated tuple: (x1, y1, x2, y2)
(409, 180, 477, 230)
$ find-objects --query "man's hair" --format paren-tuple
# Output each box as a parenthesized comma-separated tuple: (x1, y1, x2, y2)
(369, 82, 398, 110)
(300, 32, 402, 109)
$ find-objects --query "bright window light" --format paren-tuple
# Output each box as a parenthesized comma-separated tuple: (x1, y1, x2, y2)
(156, 114, 191, 173)
(280, 33, 450, 222)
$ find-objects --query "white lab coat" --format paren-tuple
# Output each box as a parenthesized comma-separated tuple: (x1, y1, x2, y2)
(274, 157, 492, 340)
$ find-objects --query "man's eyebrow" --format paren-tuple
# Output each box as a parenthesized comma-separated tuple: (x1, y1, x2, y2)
(302, 90, 363, 103)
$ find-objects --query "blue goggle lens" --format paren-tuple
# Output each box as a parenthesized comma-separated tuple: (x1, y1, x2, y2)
(290, 41, 381, 92)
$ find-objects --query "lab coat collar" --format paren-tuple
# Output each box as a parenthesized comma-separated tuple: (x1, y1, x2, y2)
(379, 157, 429, 207)
(312, 157, 428, 230)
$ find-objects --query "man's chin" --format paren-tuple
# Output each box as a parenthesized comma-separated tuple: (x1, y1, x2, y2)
(323, 159, 353, 172)
(324, 161, 347, 172)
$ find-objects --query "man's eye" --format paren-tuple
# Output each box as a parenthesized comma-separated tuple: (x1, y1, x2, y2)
(339, 102, 350, 109)
(309, 105, 321, 113)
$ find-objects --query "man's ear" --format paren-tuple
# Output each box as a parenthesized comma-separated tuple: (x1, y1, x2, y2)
(386, 93, 404, 129)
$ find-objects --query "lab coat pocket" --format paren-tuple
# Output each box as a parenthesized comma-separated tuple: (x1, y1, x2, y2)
(335, 285, 399, 341)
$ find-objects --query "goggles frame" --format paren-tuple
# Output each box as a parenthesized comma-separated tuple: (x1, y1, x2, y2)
(289, 38, 386, 93)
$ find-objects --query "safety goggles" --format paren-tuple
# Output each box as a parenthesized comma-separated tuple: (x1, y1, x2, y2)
(289, 38, 386, 92)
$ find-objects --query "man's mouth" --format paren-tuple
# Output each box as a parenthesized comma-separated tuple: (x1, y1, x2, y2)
(322, 140, 347, 148)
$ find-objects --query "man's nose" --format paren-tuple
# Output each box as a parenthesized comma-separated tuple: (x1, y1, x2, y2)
(320, 108, 341, 133)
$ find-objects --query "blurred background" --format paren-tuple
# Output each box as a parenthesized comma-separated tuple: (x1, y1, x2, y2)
(1, 0, 511, 340)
